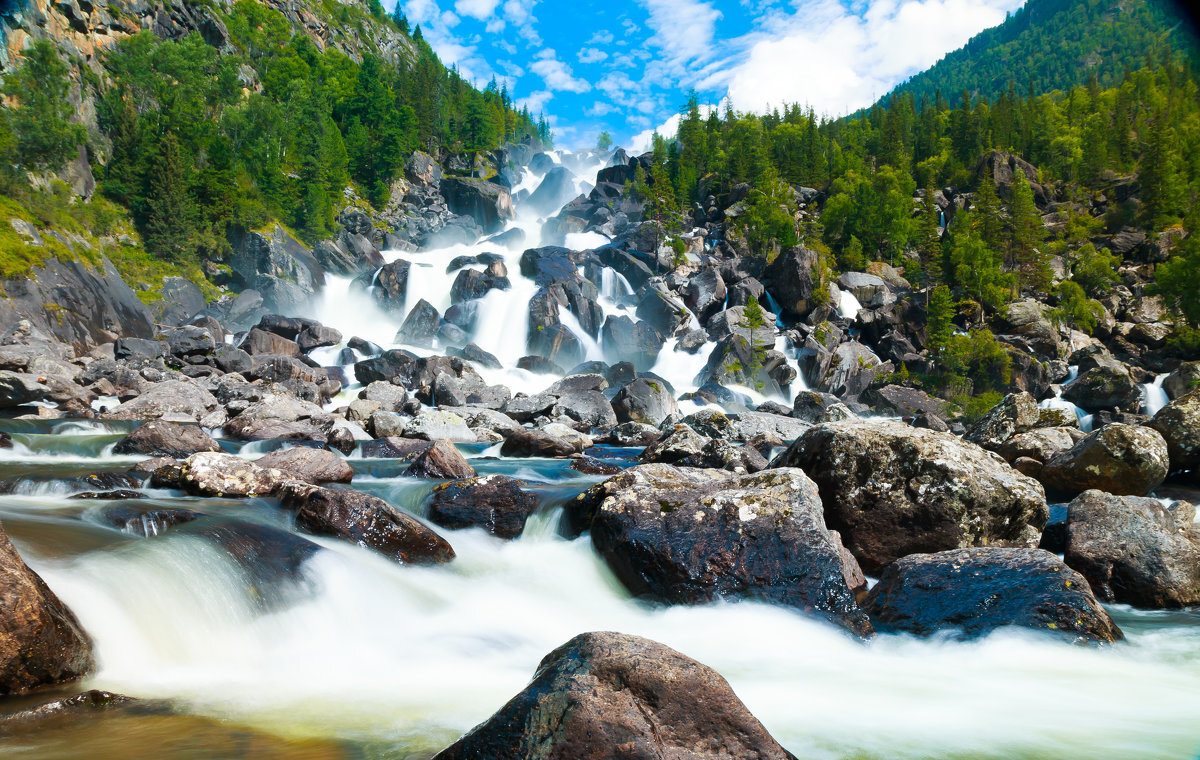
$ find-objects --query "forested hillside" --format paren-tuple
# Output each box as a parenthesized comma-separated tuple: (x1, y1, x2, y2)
(0, 0, 547, 292)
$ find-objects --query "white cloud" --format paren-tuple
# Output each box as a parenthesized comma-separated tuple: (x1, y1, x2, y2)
(585, 102, 617, 117)
(485, 18, 506, 32)
(597, 70, 637, 100)
(719, 0, 1023, 116)
(588, 30, 615, 44)
(531, 54, 592, 93)
(577, 47, 608, 64)
(638, 0, 722, 74)
(630, 102, 718, 153)
(517, 89, 554, 113)
(455, 0, 499, 20)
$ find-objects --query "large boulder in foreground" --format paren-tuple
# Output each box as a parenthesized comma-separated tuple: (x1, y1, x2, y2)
(432, 631, 794, 760)
(277, 483, 454, 564)
(585, 464, 872, 636)
(863, 547, 1122, 643)
(1039, 423, 1169, 498)
(1149, 390, 1200, 474)
(1064, 490, 1200, 608)
(427, 475, 539, 540)
(112, 420, 221, 459)
(775, 421, 1048, 575)
(1, 521, 94, 694)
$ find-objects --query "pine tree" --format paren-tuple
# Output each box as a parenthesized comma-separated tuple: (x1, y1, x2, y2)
(918, 185, 943, 290)
(141, 132, 195, 262)
(742, 296, 769, 389)
(926, 285, 956, 359)
(3, 40, 87, 169)
(1006, 171, 1050, 294)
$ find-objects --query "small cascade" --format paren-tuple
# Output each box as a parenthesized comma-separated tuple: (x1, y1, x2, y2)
(1142, 374, 1169, 417)
(1040, 365, 1093, 432)
(838, 289, 863, 322)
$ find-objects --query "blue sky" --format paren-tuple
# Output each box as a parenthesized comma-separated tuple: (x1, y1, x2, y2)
(397, 0, 1027, 151)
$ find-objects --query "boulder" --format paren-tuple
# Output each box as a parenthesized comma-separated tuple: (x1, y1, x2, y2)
(255, 447, 354, 485)
(964, 392, 1041, 450)
(178, 452, 286, 497)
(406, 409, 476, 442)
(600, 315, 664, 371)
(792, 391, 852, 423)
(432, 631, 793, 760)
(439, 177, 513, 233)
(863, 547, 1122, 643)
(1163, 362, 1200, 400)
(1148, 390, 1200, 473)
(612, 378, 678, 426)
(277, 483, 454, 564)
(1063, 490, 1200, 608)
(775, 421, 1048, 574)
(1, 521, 94, 694)
(112, 421, 221, 459)
(104, 380, 219, 422)
(1063, 366, 1141, 414)
(1040, 423, 1169, 498)
(587, 464, 871, 635)
(500, 428, 584, 458)
(525, 166, 578, 217)
(224, 393, 333, 442)
(762, 245, 818, 318)
(995, 427, 1081, 467)
(395, 299, 441, 349)
(427, 475, 539, 539)
(405, 440, 477, 479)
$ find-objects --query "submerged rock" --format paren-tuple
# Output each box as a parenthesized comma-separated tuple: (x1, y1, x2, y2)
(1, 521, 94, 694)
(775, 421, 1048, 575)
(863, 547, 1122, 643)
(427, 475, 539, 539)
(433, 631, 794, 760)
(277, 483, 455, 564)
(586, 464, 872, 635)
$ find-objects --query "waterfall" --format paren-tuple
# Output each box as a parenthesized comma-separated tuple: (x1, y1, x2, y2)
(1141, 374, 1169, 417)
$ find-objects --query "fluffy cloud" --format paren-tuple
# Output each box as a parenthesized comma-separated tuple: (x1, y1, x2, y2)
(455, 0, 499, 20)
(578, 47, 609, 64)
(638, 0, 722, 74)
(531, 54, 592, 93)
(518, 89, 555, 113)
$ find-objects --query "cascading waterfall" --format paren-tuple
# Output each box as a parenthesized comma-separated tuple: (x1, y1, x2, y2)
(1142, 374, 1169, 417)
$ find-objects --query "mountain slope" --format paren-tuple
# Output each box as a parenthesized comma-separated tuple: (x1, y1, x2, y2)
(883, 0, 1198, 105)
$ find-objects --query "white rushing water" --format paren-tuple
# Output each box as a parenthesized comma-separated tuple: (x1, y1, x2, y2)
(30, 519, 1200, 760)
(1142, 374, 1169, 417)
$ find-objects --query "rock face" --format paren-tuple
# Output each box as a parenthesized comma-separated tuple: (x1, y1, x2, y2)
(1, 521, 95, 695)
(587, 464, 872, 635)
(1149, 390, 1200, 474)
(433, 631, 794, 760)
(277, 483, 455, 564)
(776, 421, 1048, 574)
(104, 380, 219, 422)
(254, 447, 354, 485)
(427, 475, 539, 539)
(1039, 423, 1169, 498)
(1063, 490, 1200, 608)
(965, 392, 1041, 450)
(112, 421, 221, 459)
(863, 548, 1123, 644)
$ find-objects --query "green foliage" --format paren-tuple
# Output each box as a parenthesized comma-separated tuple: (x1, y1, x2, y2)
(1070, 243, 1121, 296)
(942, 328, 1013, 393)
(2, 40, 87, 171)
(947, 211, 1012, 310)
(926, 285, 956, 356)
(742, 296, 770, 389)
(1048, 280, 1104, 334)
(595, 130, 613, 153)
(1151, 213, 1200, 326)
(740, 169, 798, 258)
(1007, 171, 1051, 294)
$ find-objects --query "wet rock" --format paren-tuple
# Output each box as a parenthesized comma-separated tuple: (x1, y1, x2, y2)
(432, 631, 794, 760)
(965, 392, 1042, 450)
(516, 355, 564, 375)
(112, 420, 221, 459)
(594, 421, 661, 447)
(501, 428, 584, 458)
(1040, 423, 1169, 498)
(1148, 390, 1200, 474)
(178, 452, 286, 497)
(763, 245, 818, 319)
(600, 314, 664, 372)
(427, 475, 539, 539)
(296, 324, 342, 353)
(360, 436, 433, 460)
(1, 521, 94, 694)
(792, 390, 853, 423)
(99, 505, 202, 537)
(1163, 362, 1200, 400)
(587, 464, 871, 634)
(224, 393, 334, 442)
(863, 385, 948, 419)
(996, 427, 1081, 465)
(569, 456, 621, 475)
(255, 447, 353, 485)
(405, 440, 477, 479)
(1063, 490, 1200, 608)
(863, 547, 1122, 643)
(241, 328, 301, 357)
(439, 177, 513, 233)
(612, 378, 678, 426)
(775, 421, 1048, 574)
(395, 299, 442, 349)
(277, 483, 455, 564)
(1063, 365, 1141, 414)
(69, 490, 146, 501)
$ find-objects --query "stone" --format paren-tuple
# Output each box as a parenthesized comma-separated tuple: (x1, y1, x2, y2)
(277, 483, 454, 564)
(178, 452, 286, 498)
(612, 378, 678, 426)
(586, 464, 871, 635)
(792, 390, 853, 423)
(1063, 366, 1141, 414)
(112, 420, 221, 459)
(1, 521, 94, 694)
(863, 547, 1122, 644)
(406, 410, 476, 442)
(405, 440, 477, 479)
(965, 392, 1042, 450)
(1040, 423, 1169, 498)
(500, 428, 583, 458)
(255, 447, 354, 485)
(427, 475, 539, 539)
(432, 631, 795, 760)
(103, 380, 218, 422)
(1149, 390, 1200, 474)
(1063, 490, 1200, 608)
(775, 421, 1048, 574)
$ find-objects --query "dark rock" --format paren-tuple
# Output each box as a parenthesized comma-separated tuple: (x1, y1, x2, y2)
(1063, 365, 1141, 414)
(100, 505, 202, 537)
(587, 465, 871, 634)
(683, 268, 727, 324)
(600, 315, 664, 371)
(516, 355, 564, 375)
(863, 547, 1122, 643)
(242, 328, 301, 357)
(763, 245, 818, 318)
(1064, 490, 1200, 608)
(395, 299, 441, 349)
(360, 437, 433, 460)
(439, 177, 513, 233)
(965, 392, 1041, 450)
(569, 456, 621, 475)
(296, 325, 342, 353)
(277, 483, 455, 564)
(432, 631, 794, 760)
(500, 428, 583, 458)
(612, 378, 678, 426)
(775, 421, 1048, 575)
(792, 390, 852, 423)
(863, 385, 948, 419)
(1148, 390, 1200, 474)
(1040, 423, 1169, 498)
(1, 521, 94, 694)
(526, 166, 578, 217)
(427, 475, 538, 539)
(112, 421, 220, 459)
(69, 490, 146, 501)
(405, 440, 477, 479)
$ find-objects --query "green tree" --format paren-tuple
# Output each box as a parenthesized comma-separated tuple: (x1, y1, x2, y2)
(1006, 171, 1050, 293)
(1070, 243, 1121, 296)
(595, 130, 613, 153)
(926, 285, 956, 358)
(1048, 280, 1104, 334)
(743, 296, 769, 389)
(3, 40, 87, 169)
(140, 132, 195, 261)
